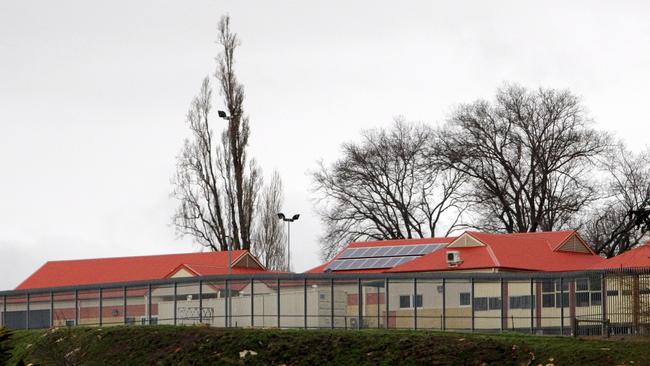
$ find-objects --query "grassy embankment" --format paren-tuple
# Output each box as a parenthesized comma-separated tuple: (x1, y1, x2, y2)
(3, 326, 649, 365)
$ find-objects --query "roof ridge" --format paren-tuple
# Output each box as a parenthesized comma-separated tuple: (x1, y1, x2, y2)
(39, 249, 246, 264)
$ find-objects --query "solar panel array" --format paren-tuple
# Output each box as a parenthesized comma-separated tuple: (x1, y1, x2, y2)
(325, 243, 445, 271)
(338, 244, 444, 259)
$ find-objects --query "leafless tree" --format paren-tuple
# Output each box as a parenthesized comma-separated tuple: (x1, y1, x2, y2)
(313, 119, 468, 260)
(172, 15, 263, 252)
(434, 84, 610, 233)
(583, 145, 650, 257)
(252, 171, 287, 270)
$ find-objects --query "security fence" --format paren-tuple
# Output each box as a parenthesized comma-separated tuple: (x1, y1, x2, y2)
(1, 268, 650, 337)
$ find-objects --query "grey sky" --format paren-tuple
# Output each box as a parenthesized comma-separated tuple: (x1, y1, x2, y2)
(1, 0, 649, 290)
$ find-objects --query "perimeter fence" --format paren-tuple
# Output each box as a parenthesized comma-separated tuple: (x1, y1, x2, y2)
(2, 268, 649, 337)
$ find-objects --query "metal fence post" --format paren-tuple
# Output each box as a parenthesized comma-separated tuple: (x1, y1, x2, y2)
(122, 286, 127, 325)
(384, 277, 390, 329)
(330, 277, 335, 329)
(471, 278, 475, 332)
(277, 278, 281, 328)
(442, 278, 446, 331)
(413, 278, 418, 330)
(530, 278, 534, 334)
(303, 278, 308, 329)
(250, 278, 255, 328)
(26, 293, 30, 330)
(357, 278, 362, 330)
(225, 279, 230, 328)
(601, 273, 607, 336)
(75, 289, 79, 326)
(50, 291, 54, 328)
(2, 295, 6, 327)
(173, 282, 177, 326)
(499, 278, 505, 332)
(148, 283, 153, 325)
(99, 288, 103, 327)
(376, 285, 380, 329)
(560, 277, 564, 335)
(198, 280, 203, 324)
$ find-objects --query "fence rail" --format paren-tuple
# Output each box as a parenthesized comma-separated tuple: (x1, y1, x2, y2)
(2, 267, 649, 337)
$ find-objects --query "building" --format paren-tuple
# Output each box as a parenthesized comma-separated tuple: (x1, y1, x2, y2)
(305, 230, 616, 332)
(3, 250, 267, 328)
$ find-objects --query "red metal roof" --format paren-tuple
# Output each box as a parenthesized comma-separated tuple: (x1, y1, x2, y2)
(388, 231, 605, 273)
(597, 241, 650, 269)
(307, 231, 606, 274)
(15, 250, 259, 290)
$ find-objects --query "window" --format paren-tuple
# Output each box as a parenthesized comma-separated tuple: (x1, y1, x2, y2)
(607, 290, 619, 297)
(576, 279, 589, 292)
(473, 297, 488, 311)
(555, 293, 569, 308)
(489, 297, 502, 310)
(590, 292, 602, 306)
(542, 280, 568, 308)
(542, 280, 555, 293)
(125, 317, 136, 325)
(459, 292, 471, 306)
(414, 294, 423, 308)
(509, 295, 534, 309)
(542, 294, 555, 308)
(399, 295, 410, 308)
(576, 278, 602, 307)
(65, 320, 75, 327)
(399, 294, 422, 308)
(473, 297, 501, 311)
(576, 292, 589, 307)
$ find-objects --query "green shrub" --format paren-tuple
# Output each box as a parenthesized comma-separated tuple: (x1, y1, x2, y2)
(0, 327, 13, 365)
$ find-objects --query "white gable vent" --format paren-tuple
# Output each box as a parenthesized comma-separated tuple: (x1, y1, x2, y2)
(446, 250, 462, 267)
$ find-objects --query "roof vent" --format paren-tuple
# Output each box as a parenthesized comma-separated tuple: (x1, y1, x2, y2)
(446, 250, 462, 267)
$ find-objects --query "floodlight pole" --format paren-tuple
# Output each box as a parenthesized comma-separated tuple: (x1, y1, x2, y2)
(278, 213, 300, 272)
(225, 235, 233, 327)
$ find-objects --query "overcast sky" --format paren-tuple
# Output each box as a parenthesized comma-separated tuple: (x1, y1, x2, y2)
(1, 0, 649, 290)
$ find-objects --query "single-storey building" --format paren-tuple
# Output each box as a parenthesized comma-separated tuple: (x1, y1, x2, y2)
(3, 250, 268, 328)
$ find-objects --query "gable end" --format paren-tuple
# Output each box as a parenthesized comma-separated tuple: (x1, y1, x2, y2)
(233, 252, 266, 270)
(555, 233, 593, 254)
(447, 233, 486, 248)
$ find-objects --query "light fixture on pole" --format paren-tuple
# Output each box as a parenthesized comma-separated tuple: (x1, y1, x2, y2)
(277, 213, 300, 272)
(218, 110, 230, 120)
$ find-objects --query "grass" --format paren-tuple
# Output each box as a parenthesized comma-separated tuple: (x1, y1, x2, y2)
(3, 326, 650, 365)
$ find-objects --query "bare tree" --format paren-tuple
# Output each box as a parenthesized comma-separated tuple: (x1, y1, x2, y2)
(252, 171, 286, 270)
(172, 15, 263, 252)
(583, 145, 650, 257)
(313, 119, 468, 260)
(434, 84, 610, 233)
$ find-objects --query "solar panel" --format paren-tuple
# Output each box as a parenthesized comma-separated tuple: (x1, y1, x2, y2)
(326, 243, 447, 271)
(341, 244, 443, 259)
(325, 255, 425, 271)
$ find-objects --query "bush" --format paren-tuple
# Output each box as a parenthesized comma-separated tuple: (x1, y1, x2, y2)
(0, 327, 13, 365)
